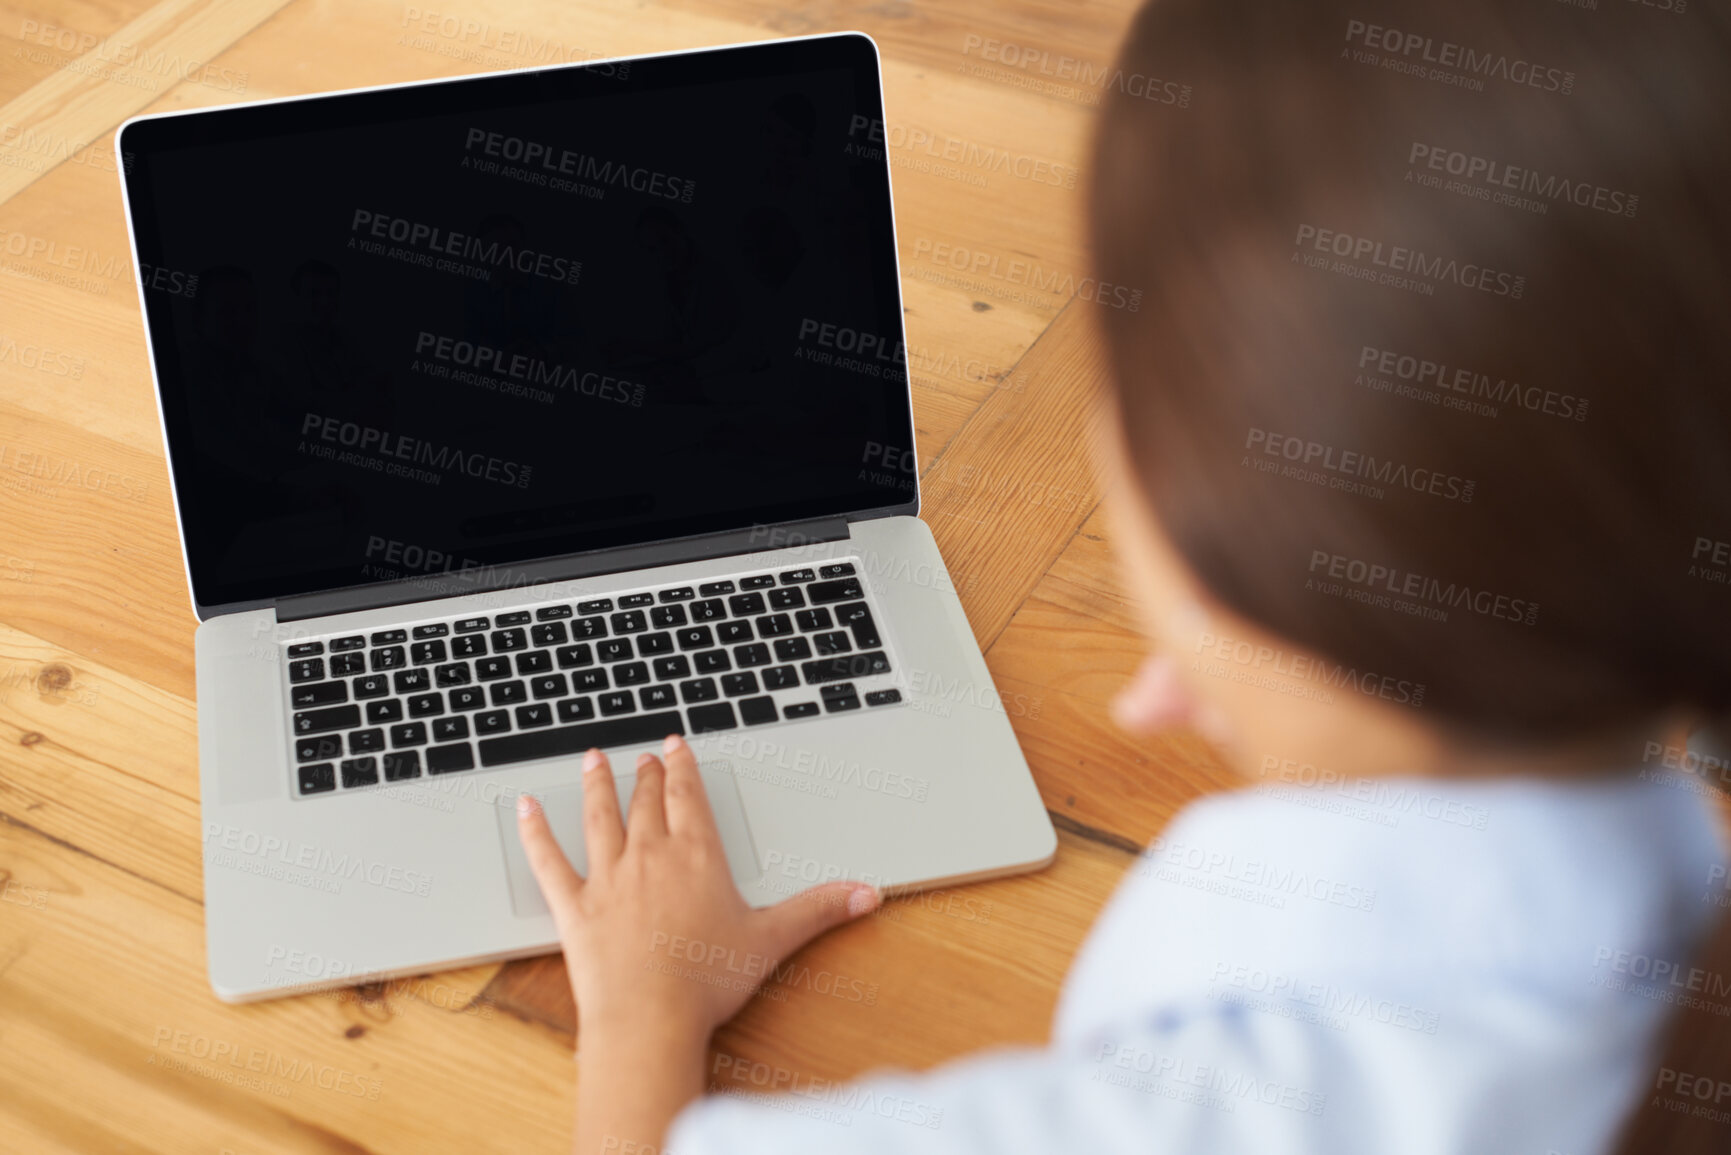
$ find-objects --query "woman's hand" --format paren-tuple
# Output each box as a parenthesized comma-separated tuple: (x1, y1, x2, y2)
(515, 734, 879, 1154)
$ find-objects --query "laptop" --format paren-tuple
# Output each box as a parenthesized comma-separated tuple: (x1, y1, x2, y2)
(116, 32, 1056, 1002)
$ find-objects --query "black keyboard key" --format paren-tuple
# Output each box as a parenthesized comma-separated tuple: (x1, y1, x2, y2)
(411, 640, 448, 665)
(573, 616, 607, 639)
(449, 686, 485, 711)
(740, 575, 775, 590)
(651, 605, 687, 628)
(842, 604, 881, 648)
(491, 628, 528, 652)
(774, 637, 812, 662)
(427, 743, 475, 774)
(394, 668, 430, 693)
(677, 626, 715, 650)
(718, 620, 753, 644)
(768, 587, 805, 610)
(454, 617, 489, 633)
(299, 762, 336, 793)
(331, 635, 366, 652)
(531, 622, 569, 647)
(531, 674, 568, 700)
(408, 692, 445, 717)
(452, 635, 487, 658)
(478, 710, 685, 767)
(807, 577, 864, 605)
(350, 728, 385, 753)
(687, 703, 738, 732)
(679, 677, 719, 703)
(866, 689, 902, 706)
(734, 643, 771, 667)
(435, 662, 472, 686)
(802, 651, 891, 683)
(291, 681, 348, 708)
(556, 644, 595, 668)
(599, 691, 636, 716)
(779, 568, 816, 584)
(822, 683, 855, 699)
(490, 680, 528, 705)
(371, 647, 406, 671)
(495, 611, 532, 626)
(331, 652, 366, 677)
(756, 614, 793, 637)
(367, 699, 404, 725)
(432, 716, 470, 742)
(294, 705, 360, 736)
(413, 623, 450, 639)
(619, 592, 654, 609)
(557, 697, 596, 723)
(477, 657, 512, 680)
(516, 703, 553, 729)
(354, 674, 390, 699)
(654, 655, 691, 680)
(574, 668, 610, 693)
(825, 693, 861, 712)
(614, 661, 650, 687)
(796, 608, 833, 632)
(820, 563, 856, 578)
(390, 722, 428, 748)
(288, 658, 324, 683)
(296, 734, 342, 762)
(578, 598, 614, 614)
(383, 751, 422, 780)
(699, 581, 735, 596)
(287, 641, 324, 658)
(611, 610, 647, 634)
(739, 696, 778, 726)
(371, 629, 407, 646)
(599, 639, 634, 662)
(694, 650, 731, 673)
(516, 650, 552, 675)
(784, 702, 820, 719)
(728, 592, 766, 616)
(536, 604, 573, 620)
(475, 710, 511, 735)
(722, 672, 759, 697)
(691, 598, 725, 621)
(640, 684, 677, 710)
(814, 631, 851, 655)
(638, 631, 674, 655)
(658, 586, 695, 602)
(764, 664, 799, 690)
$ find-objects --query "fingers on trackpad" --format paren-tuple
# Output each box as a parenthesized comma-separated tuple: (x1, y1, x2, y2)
(496, 764, 760, 918)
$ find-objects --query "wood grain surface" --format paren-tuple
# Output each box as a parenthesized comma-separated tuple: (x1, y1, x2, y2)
(0, 1, 1232, 1151)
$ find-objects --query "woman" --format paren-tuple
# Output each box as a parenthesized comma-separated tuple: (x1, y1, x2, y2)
(517, 1, 1731, 1151)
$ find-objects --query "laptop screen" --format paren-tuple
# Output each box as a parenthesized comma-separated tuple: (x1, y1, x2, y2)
(118, 34, 915, 613)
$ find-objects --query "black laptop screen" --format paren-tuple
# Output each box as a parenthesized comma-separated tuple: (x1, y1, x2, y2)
(119, 35, 915, 612)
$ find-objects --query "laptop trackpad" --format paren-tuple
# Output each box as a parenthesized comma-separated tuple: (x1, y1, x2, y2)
(496, 765, 760, 918)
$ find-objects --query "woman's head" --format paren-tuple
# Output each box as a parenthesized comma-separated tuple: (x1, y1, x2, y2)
(1090, 0, 1731, 769)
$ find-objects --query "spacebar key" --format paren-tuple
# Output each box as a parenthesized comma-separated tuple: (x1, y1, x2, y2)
(477, 710, 685, 767)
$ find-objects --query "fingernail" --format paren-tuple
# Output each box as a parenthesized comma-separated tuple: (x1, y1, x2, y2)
(517, 794, 538, 818)
(637, 751, 656, 769)
(846, 886, 880, 918)
(663, 733, 683, 754)
(583, 748, 603, 773)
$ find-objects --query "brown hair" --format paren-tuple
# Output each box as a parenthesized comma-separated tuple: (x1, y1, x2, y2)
(1089, 2, 1731, 1151)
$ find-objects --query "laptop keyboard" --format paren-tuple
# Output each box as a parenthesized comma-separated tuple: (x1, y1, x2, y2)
(282, 561, 902, 796)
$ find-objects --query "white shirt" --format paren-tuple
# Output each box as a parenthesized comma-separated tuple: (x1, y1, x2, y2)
(669, 770, 1724, 1155)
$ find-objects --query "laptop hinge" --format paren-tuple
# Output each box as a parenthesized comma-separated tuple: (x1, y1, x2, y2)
(274, 517, 851, 623)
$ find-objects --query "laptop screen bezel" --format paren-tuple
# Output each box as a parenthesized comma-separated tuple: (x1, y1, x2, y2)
(116, 32, 919, 621)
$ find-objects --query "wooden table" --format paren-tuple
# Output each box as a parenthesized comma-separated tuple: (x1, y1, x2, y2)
(0, 2, 1237, 1150)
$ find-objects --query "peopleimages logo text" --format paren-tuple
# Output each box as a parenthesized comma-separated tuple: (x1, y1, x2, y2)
(462, 128, 695, 202)
(349, 210, 580, 284)
(1343, 19, 1575, 95)
(301, 414, 531, 488)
